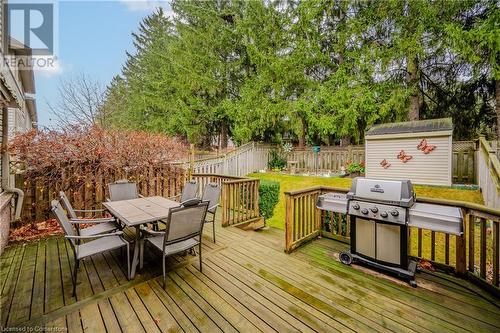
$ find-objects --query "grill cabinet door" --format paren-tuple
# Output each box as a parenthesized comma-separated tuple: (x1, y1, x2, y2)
(376, 223, 401, 264)
(355, 219, 375, 258)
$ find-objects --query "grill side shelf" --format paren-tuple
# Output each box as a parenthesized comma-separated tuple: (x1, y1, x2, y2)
(408, 203, 463, 235)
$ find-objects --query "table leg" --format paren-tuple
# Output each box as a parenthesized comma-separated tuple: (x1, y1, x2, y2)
(130, 225, 141, 279)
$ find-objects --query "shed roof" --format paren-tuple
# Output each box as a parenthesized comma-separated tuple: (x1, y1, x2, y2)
(365, 118, 452, 136)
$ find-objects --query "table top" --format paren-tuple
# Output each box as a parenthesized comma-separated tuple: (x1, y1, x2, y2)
(103, 196, 180, 226)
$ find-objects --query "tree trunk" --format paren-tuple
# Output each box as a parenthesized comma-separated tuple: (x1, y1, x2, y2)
(340, 135, 351, 147)
(220, 120, 228, 149)
(496, 79, 500, 139)
(298, 117, 307, 148)
(407, 56, 420, 121)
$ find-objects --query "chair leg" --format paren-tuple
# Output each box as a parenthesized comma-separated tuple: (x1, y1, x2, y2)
(126, 244, 131, 280)
(162, 256, 167, 290)
(212, 221, 216, 243)
(139, 240, 144, 270)
(72, 258, 79, 297)
(199, 242, 202, 273)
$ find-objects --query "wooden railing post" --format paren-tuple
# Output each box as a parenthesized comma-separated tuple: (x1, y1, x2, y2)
(493, 221, 499, 287)
(467, 211, 474, 272)
(221, 182, 228, 227)
(285, 193, 293, 253)
(456, 217, 467, 275)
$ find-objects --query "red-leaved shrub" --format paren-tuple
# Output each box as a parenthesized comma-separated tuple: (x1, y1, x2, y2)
(8, 126, 188, 188)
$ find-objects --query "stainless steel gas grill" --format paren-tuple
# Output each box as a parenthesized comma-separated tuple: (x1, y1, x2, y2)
(316, 178, 463, 287)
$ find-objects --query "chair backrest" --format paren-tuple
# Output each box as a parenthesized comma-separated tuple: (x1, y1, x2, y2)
(201, 183, 221, 213)
(164, 201, 208, 246)
(51, 200, 77, 246)
(59, 191, 77, 219)
(180, 179, 199, 203)
(108, 180, 139, 201)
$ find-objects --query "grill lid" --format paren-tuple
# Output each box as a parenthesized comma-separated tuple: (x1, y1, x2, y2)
(347, 178, 415, 207)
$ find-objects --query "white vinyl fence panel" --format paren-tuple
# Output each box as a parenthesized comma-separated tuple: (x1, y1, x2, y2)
(181, 142, 270, 177)
(477, 138, 500, 209)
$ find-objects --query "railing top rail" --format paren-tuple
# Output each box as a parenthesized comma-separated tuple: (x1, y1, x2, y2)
(284, 186, 347, 196)
(222, 178, 260, 184)
(191, 173, 247, 180)
(285, 185, 500, 218)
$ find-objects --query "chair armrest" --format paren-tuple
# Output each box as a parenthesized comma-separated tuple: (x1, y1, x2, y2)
(74, 208, 106, 213)
(140, 227, 165, 236)
(65, 231, 123, 240)
(208, 203, 219, 212)
(69, 217, 116, 224)
(168, 194, 181, 201)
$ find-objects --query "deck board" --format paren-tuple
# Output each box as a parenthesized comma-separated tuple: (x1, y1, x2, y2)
(1, 223, 499, 332)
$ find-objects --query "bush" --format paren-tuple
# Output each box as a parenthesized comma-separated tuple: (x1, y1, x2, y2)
(259, 180, 280, 221)
(346, 161, 365, 174)
(9, 126, 187, 188)
(268, 149, 287, 171)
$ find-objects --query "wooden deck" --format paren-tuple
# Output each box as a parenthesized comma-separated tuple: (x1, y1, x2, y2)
(1, 223, 500, 332)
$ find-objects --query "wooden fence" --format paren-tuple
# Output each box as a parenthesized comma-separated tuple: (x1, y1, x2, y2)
(283, 142, 476, 183)
(284, 186, 500, 297)
(284, 146, 365, 172)
(174, 141, 476, 183)
(15, 168, 264, 229)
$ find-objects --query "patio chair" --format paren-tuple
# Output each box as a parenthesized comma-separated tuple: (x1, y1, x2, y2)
(108, 179, 142, 201)
(140, 199, 208, 289)
(169, 179, 199, 204)
(201, 183, 221, 243)
(59, 191, 119, 237)
(51, 200, 130, 297)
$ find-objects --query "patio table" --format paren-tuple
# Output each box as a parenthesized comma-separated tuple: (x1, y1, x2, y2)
(103, 196, 179, 278)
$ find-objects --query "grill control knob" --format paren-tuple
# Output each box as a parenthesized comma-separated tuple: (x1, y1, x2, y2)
(370, 207, 379, 213)
(380, 211, 388, 218)
(352, 204, 360, 210)
(361, 208, 369, 215)
(390, 210, 399, 217)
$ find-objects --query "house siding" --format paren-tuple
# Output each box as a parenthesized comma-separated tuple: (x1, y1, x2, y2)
(365, 133, 452, 186)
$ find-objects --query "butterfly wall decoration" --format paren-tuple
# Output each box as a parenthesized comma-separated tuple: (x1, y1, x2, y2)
(417, 139, 436, 154)
(397, 150, 412, 163)
(380, 159, 391, 169)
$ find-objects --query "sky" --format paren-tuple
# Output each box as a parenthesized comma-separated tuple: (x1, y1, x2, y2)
(30, 0, 172, 127)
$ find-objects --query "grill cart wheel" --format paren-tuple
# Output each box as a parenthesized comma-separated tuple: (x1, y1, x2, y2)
(339, 251, 353, 265)
(409, 280, 417, 288)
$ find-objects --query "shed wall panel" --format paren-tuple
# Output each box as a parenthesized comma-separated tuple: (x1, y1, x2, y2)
(365, 135, 451, 186)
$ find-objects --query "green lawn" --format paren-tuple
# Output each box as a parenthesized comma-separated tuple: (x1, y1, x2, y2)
(249, 172, 484, 229)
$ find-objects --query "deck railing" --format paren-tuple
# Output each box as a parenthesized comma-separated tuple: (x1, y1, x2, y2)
(191, 173, 263, 228)
(285, 186, 500, 296)
(16, 170, 263, 230)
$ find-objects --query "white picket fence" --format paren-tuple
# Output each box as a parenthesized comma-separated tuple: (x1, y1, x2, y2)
(176, 142, 271, 177)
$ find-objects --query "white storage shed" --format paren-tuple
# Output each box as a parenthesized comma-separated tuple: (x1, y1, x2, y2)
(365, 118, 453, 186)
